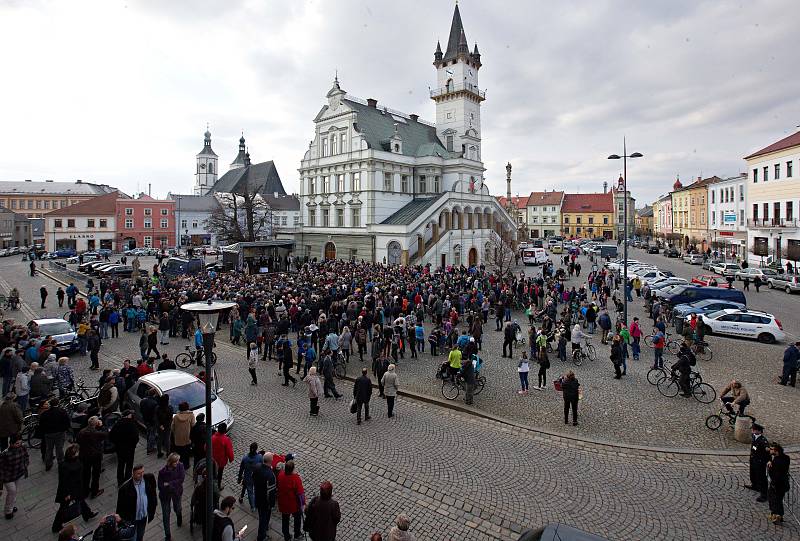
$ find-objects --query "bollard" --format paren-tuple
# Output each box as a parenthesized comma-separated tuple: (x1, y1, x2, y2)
(734, 415, 752, 443)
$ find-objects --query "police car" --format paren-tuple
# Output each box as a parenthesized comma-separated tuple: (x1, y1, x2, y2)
(692, 309, 785, 344)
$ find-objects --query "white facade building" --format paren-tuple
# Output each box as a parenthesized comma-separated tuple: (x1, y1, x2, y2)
(173, 194, 220, 247)
(707, 174, 747, 260)
(44, 191, 121, 252)
(525, 191, 564, 239)
(297, 5, 515, 266)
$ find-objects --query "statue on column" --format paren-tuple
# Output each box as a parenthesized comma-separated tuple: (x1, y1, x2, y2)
(131, 256, 141, 280)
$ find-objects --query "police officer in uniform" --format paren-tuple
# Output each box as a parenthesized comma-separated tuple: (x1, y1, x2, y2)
(744, 423, 769, 503)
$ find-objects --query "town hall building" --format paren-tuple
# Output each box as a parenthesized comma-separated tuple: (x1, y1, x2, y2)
(297, 5, 516, 266)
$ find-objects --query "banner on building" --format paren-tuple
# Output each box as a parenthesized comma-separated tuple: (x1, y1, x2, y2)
(753, 237, 768, 256)
(787, 240, 800, 262)
(723, 212, 737, 224)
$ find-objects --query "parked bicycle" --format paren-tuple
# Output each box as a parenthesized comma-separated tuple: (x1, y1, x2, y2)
(441, 373, 486, 400)
(175, 345, 217, 368)
(570, 338, 596, 366)
(21, 413, 41, 449)
(705, 408, 756, 430)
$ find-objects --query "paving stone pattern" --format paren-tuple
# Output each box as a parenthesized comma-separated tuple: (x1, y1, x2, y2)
(0, 257, 798, 541)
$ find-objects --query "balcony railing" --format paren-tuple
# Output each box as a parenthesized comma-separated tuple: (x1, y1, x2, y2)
(430, 82, 486, 100)
(748, 218, 799, 228)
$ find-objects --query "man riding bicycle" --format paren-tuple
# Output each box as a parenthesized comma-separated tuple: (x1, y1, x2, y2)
(672, 340, 697, 397)
(719, 379, 750, 416)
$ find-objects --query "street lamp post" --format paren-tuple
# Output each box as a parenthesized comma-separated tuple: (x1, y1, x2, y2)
(608, 138, 643, 325)
(179, 299, 236, 541)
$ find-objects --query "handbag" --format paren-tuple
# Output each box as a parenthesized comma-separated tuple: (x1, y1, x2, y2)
(349, 399, 357, 414)
(61, 499, 82, 522)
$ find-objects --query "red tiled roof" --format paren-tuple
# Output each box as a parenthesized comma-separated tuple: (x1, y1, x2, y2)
(47, 190, 125, 216)
(672, 176, 721, 193)
(744, 131, 800, 160)
(526, 191, 564, 206)
(561, 192, 613, 213)
(496, 195, 529, 208)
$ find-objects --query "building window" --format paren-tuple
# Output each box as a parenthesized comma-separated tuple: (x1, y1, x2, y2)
(144, 218, 152, 228)
(62, 200, 68, 208)
(711, 212, 716, 225)
(143, 236, 152, 248)
(419, 175, 426, 193)
(181, 219, 187, 229)
(160, 209, 168, 216)
(401, 175, 408, 193)
(384, 173, 392, 191)
(294, 216, 300, 225)
(336, 208, 344, 227)
(564, 217, 570, 224)
(576, 227, 582, 234)
(603, 216, 609, 225)
(321, 138, 328, 157)
(52, 200, 59, 209)
(99, 219, 107, 228)
(763, 166, 768, 182)
(43, 200, 49, 209)
(787, 161, 793, 178)
(27, 200, 33, 209)
(192, 220, 198, 229)
(739, 210, 744, 225)
(125, 218, 133, 229)
(339, 133, 346, 154)
(775, 163, 780, 180)
(160, 219, 168, 228)
(87, 219, 95, 228)
(308, 210, 316, 227)
(125, 208, 133, 215)
(763, 203, 769, 223)
(54, 219, 62, 228)
(351, 172, 361, 191)
(144, 208, 152, 216)
(787, 201, 793, 221)
(588, 217, 594, 224)
(434, 176, 440, 192)
(576, 217, 582, 224)
(446, 135, 454, 152)
(308, 177, 315, 195)
(739, 186, 744, 201)
(532, 217, 538, 224)
(351, 208, 360, 227)
(9, 200, 15, 209)
(774, 202, 781, 224)
(281, 216, 288, 226)
(322, 176, 330, 193)
(322, 209, 330, 227)
(330, 135, 337, 155)
(752, 169, 758, 182)
(711, 190, 715, 204)
(337, 174, 345, 192)
(66, 219, 75, 228)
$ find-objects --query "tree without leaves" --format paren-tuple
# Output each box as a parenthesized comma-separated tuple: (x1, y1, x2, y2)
(483, 234, 515, 278)
(206, 186, 276, 244)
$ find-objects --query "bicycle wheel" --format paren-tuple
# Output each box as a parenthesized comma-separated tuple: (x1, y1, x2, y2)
(692, 382, 716, 404)
(647, 368, 667, 386)
(657, 377, 680, 398)
(334, 362, 346, 379)
(441, 380, 460, 400)
(474, 376, 486, 395)
(704, 414, 723, 430)
(572, 352, 583, 366)
(666, 340, 681, 355)
(643, 335, 654, 348)
(23, 416, 41, 449)
(585, 345, 597, 361)
(175, 353, 193, 369)
(695, 346, 713, 362)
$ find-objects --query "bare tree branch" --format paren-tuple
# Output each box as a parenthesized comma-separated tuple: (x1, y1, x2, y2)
(483, 234, 515, 278)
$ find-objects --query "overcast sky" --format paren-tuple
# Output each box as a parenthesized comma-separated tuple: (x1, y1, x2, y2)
(1, 0, 798, 205)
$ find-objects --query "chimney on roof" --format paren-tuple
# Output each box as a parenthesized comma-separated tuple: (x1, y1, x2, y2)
(76, 179, 82, 183)
(697, 176, 701, 182)
(409, 114, 418, 122)
(603, 181, 607, 194)
(366, 98, 377, 108)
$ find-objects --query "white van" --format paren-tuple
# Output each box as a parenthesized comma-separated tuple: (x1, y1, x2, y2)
(522, 248, 548, 266)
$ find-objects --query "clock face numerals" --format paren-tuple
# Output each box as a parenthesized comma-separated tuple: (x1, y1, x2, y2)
(200, 163, 206, 169)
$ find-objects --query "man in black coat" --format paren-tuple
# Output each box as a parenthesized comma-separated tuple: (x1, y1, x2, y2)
(139, 390, 158, 455)
(281, 340, 296, 387)
(252, 453, 276, 541)
(462, 355, 476, 406)
(353, 368, 372, 425)
(116, 464, 157, 541)
(743, 423, 770, 502)
(76, 416, 108, 499)
(39, 398, 70, 471)
(109, 410, 139, 485)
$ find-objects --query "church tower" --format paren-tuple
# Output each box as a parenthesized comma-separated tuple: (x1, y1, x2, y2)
(432, 4, 484, 161)
(229, 134, 248, 170)
(194, 126, 218, 195)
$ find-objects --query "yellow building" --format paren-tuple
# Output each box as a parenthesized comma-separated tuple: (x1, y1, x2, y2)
(0, 180, 117, 219)
(560, 193, 615, 239)
(671, 176, 718, 250)
(744, 130, 800, 266)
(635, 206, 653, 237)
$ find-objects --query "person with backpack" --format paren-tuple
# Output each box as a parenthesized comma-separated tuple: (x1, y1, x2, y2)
(253, 452, 276, 541)
(304, 480, 341, 541)
(651, 328, 665, 370)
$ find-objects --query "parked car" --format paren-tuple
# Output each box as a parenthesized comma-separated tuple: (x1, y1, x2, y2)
(550, 244, 564, 254)
(125, 370, 233, 429)
(54, 248, 77, 258)
(28, 318, 78, 354)
(97, 248, 113, 257)
(702, 259, 720, 270)
(663, 285, 747, 308)
(647, 245, 660, 254)
(683, 253, 704, 265)
(100, 265, 150, 279)
(606, 259, 640, 272)
(162, 257, 204, 277)
(672, 299, 747, 333)
(735, 267, 780, 282)
(665, 248, 680, 258)
(691, 274, 724, 287)
(88, 263, 118, 275)
(712, 262, 742, 277)
(768, 273, 800, 294)
(695, 309, 784, 344)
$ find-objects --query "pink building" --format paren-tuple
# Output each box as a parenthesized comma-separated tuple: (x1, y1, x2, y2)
(655, 193, 672, 236)
(115, 194, 176, 250)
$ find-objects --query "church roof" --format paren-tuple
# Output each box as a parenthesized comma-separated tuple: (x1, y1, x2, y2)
(381, 197, 439, 225)
(442, 5, 466, 63)
(197, 145, 217, 157)
(343, 98, 455, 158)
(207, 161, 286, 196)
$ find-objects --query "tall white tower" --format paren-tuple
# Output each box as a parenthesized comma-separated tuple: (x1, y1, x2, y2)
(194, 126, 218, 195)
(431, 4, 484, 161)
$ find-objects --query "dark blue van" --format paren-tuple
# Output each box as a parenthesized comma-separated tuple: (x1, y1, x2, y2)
(663, 285, 746, 307)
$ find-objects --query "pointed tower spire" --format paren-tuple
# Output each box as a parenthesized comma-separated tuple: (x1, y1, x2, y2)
(434, 40, 443, 65)
(442, 4, 466, 62)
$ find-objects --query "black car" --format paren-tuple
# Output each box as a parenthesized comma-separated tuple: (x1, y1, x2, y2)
(647, 245, 660, 254)
(665, 248, 680, 258)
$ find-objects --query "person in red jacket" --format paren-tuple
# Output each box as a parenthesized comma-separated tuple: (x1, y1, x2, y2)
(211, 423, 234, 491)
(276, 460, 304, 541)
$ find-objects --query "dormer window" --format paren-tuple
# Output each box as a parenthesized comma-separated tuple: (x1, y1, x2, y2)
(394, 144, 400, 152)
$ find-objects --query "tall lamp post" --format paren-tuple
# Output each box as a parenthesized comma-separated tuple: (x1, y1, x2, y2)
(179, 299, 236, 541)
(608, 138, 643, 324)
